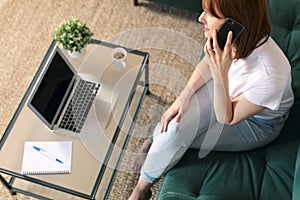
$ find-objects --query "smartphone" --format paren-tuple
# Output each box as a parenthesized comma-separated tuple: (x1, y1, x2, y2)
(212, 18, 245, 50)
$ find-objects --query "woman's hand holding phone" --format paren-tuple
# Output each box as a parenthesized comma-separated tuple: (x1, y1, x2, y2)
(208, 29, 234, 79)
(206, 17, 244, 79)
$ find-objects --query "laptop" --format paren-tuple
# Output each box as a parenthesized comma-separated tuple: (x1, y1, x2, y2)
(27, 46, 101, 139)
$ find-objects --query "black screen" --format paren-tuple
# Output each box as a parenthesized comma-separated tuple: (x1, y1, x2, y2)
(29, 50, 74, 125)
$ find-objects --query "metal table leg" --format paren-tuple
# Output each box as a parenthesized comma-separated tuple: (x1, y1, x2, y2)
(0, 174, 16, 195)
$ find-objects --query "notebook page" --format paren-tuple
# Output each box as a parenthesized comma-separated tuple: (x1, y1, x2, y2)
(21, 141, 72, 175)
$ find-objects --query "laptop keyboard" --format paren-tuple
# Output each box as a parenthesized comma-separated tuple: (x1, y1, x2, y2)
(59, 79, 100, 133)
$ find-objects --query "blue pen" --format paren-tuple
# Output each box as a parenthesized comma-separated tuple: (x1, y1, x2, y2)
(33, 146, 64, 164)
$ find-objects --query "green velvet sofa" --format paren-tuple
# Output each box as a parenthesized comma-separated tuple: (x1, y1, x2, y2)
(141, 0, 300, 199)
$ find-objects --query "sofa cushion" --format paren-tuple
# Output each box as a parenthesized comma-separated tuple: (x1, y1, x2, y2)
(293, 146, 300, 200)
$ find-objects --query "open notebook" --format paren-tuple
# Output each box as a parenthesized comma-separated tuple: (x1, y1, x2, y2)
(21, 141, 72, 175)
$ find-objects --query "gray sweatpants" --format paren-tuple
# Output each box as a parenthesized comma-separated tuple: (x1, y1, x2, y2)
(141, 80, 288, 183)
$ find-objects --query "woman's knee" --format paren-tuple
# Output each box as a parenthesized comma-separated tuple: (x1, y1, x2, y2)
(151, 119, 192, 151)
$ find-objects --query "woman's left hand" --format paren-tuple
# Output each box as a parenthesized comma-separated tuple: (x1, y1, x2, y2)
(205, 30, 234, 82)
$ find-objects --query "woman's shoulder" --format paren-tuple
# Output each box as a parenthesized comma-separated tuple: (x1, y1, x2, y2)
(254, 37, 287, 61)
(244, 37, 290, 71)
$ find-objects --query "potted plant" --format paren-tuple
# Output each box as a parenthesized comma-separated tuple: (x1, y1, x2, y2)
(54, 17, 94, 58)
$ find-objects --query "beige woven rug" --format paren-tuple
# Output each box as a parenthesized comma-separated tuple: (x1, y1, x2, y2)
(0, 0, 204, 199)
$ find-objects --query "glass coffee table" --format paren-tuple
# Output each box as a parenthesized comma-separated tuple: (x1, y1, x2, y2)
(0, 39, 149, 199)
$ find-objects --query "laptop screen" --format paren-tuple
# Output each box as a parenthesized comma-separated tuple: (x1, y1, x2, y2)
(28, 48, 75, 128)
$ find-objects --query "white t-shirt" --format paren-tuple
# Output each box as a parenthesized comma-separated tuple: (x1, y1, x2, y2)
(228, 37, 294, 120)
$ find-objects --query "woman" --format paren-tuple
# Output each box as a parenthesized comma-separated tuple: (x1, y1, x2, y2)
(129, 0, 294, 199)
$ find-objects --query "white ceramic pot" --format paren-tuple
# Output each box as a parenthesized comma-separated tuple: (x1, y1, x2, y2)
(68, 48, 86, 59)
